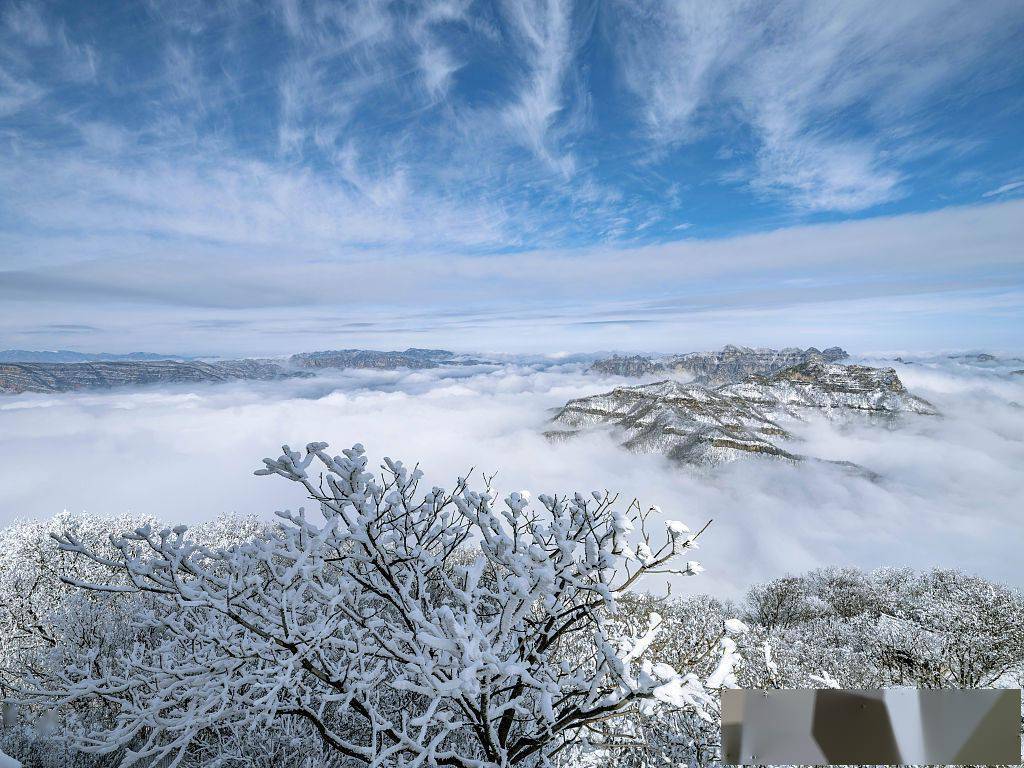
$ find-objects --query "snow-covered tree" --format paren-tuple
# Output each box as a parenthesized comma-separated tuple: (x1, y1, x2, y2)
(0, 511, 269, 667)
(736, 567, 1024, 691)
(0, 513, 152, 662)
(6, 490, 1022, 768)
(0, 511, 278, 768)
(870, 568, 1024, 687)
(581, 567, 1024, 768)
(29, 442, 714, 768)
(562, 593, 745, 768)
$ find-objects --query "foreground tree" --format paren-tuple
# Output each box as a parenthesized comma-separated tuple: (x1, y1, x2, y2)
(31, 442, 716, 767)
(561, 594, 745, 768)
(737, 567, 1024, 690)
(0, 512, 282, 768)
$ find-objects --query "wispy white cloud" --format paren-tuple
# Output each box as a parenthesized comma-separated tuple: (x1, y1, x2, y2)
(609, 0, 741, 143)
(9, 196, 1023, 299)
(0, 64, 44, 115)
(0, 0, 97, 115)
(273, 0, 471, 158)
(163, 41, 211, 118)
(1, 198, 1021, 353)
(751, 131, 902, 212)
(3, 0, 1020, 249)
(0, 0, 1022, 353)
(499, 0, 584, 177)
(275, 1, 392, 155)
(416, 42, 459, 99)
(3, 1, 50, 46)
(53, 23, 97, 82)
(607, 0, 1024, 211)
(75, 121, 130, 153)
(0, 149, 510, 255)
(982, 180, 1024, 198)
(410, 0, 469, 99)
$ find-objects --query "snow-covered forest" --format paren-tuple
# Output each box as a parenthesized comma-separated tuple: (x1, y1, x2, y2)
(1, 443, 1022, 768)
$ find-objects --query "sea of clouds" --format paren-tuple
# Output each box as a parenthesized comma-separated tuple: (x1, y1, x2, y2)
(0, 355, 1021, 598)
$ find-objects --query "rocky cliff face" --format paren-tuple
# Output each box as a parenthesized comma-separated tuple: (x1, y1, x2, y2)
(590, 355, 663, 377)
(589, 345, 848, 384)
(0, 360, 307, 394)
(727, 362, 934, 414)
(667, 345, 849, 385)
(548, 361, 936, 467)
(289, 348, 458, 369)
(0, 347, 485, 393)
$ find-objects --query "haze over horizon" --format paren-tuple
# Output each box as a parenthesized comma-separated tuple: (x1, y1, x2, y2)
(1, 0, 1023, 354)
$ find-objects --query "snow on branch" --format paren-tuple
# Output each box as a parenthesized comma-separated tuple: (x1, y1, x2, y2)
(22, 442, 716, 768)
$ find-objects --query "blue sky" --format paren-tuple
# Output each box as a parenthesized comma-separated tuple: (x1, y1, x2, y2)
(1, 0, 1023, 354)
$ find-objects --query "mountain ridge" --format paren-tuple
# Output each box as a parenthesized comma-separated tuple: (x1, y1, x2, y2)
(0, 360, 310, 394)
(591, 345, 849, 385)
(548, 361, 936, 468)
(0, 350, 190, 363)
(290, 348, 460, 370)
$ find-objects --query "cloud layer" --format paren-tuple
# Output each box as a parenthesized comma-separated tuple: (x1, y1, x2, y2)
(1, 357, 1020, 597)
(2, 199, 1023, 354)
(1, 1, 1023, 352)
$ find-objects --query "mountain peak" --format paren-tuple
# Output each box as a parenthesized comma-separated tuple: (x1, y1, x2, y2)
(589, 345, 850, 384)
(550, 359, 935, 468)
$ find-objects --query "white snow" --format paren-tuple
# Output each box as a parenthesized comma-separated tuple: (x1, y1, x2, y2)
(724, 618, 749, 635)
(666, 520, 690, 535)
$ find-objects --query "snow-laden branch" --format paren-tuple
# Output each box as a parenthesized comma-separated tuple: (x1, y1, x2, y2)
(25, 442, 716, 768)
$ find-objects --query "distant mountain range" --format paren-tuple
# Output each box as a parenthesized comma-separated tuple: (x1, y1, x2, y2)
(947, 352, 1024, 365)
(591, 345, 849, 385)
(548, 360, 937, 468)
(0, 360, 310, 394)
(0, 350, 189, 363)
(290, 348, 469, 370)
(0, 348, 474, 393)
(0, 345, 1017, 402)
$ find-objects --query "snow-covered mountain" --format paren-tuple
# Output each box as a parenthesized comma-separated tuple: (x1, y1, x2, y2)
(0, 349, 188, 363)
(548, 361, 936, 467)
(289, 348, 485, 370)
(0, 360, 309, 394)
(0, 348, 484, 394)
(591, 345, 848, 385)
(291, 347, 452, 369)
